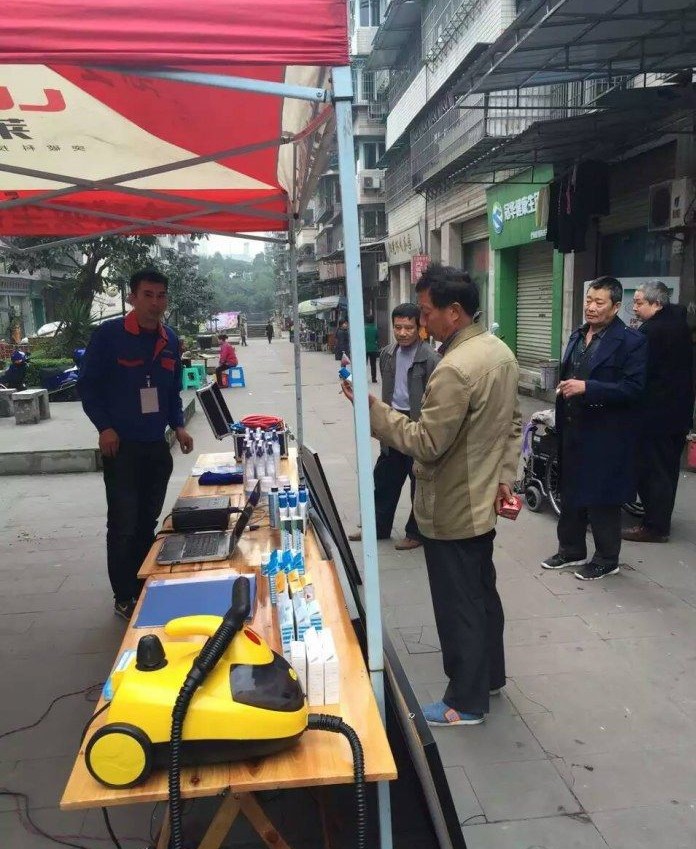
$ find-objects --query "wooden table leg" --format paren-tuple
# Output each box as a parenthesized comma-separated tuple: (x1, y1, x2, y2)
(196, 792, 241, 849)
(155, 805, 171, 849)
(238, 793, 293, 849)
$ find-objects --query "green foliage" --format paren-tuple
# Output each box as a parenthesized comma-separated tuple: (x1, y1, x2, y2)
(163, 249, 216, 334)
(25, 357, 73, 388)
(5, 235, 159, 306)
(198, 250, 277, 315)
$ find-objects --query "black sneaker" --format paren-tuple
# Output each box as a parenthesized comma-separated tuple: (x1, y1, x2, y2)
(114, 599, 136, 620)
(541, 553, 586, 570)
(574, 562, 620, 581)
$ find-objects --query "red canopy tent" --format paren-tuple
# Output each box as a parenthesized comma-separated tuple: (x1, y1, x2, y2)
(0, 0, 347, 237)
(0, 4, 394, 847)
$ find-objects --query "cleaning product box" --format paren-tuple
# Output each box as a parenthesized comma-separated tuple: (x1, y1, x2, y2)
(304, 627, 325, 707)
(321, 628, 339, 704)
(290, 640, 307, 695)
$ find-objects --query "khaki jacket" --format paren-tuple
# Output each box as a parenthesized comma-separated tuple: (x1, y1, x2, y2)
(369, 323, 521, 540)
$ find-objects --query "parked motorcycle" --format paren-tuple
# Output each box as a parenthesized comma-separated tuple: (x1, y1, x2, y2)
(41, 348, 86, 401)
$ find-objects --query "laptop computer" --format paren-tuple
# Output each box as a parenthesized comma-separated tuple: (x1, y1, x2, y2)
(196, 382, 235, 440)
(156, 481, 261, 566)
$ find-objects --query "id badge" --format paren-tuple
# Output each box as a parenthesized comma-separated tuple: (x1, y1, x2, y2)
(140, 386, 159, 414)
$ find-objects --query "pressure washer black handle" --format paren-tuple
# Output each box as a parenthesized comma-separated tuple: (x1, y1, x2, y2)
(190, 577, 251, 680)
(224, 575, 251, 630)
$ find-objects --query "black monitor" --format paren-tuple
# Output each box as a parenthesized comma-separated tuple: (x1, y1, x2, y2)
(196, 382, 234, 440)
(300, 444, 362, 589)
(301, 443, 466, 849)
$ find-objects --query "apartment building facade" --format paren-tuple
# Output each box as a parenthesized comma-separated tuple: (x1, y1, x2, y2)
(369, 0, 696, 387)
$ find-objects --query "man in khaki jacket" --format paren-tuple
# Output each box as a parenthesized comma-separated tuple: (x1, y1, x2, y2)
(344, 264, 521, 726)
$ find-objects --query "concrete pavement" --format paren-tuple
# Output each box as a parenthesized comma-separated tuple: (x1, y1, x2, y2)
(1, 337, 695, 848)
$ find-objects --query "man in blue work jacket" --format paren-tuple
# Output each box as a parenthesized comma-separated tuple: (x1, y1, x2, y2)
(79, 268, 194, 620)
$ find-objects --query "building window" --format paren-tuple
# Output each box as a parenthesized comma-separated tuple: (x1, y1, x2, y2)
(361, 141, 386, 169)
(361, 71, 376, 102)
(359, 0, 381, 26)
(361, 208, 386, 239)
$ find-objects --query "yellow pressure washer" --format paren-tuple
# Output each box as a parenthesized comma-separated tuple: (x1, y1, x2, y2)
(84, 577, 367, 849)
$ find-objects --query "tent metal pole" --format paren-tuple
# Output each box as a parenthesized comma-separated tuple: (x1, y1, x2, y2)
(106, 68, 330, 103)
(333, 65, 392, 849)
(289, 152, 303, 450)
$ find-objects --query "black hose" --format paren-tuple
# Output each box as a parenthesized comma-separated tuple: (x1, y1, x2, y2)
(308, 714, 366, 849)
(168, 578, 251, 849)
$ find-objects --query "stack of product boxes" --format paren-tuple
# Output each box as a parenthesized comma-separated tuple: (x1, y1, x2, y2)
(261, 549, 339, 705)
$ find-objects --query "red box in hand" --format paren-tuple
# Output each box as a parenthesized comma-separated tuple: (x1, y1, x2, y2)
(499, 494, 523, 520)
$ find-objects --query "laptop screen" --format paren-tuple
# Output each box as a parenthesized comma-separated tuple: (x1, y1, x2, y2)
(196, 382, 234, 440)
(232, 480, 261, 538)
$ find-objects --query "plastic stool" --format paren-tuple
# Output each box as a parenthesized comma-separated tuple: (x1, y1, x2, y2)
(226, 366, 246, 388)
(190, 363, 206, 383)
(181, 367, 204, 390)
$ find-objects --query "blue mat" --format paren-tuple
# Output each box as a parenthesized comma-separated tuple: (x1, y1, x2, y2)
(134, 573, 256, 628)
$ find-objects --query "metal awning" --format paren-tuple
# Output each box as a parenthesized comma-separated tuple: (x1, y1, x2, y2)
(365, 0, 421, 71)
(298, 295, 345, 316)
(463, 85, 696, 175)
(454, 0, 696, 98)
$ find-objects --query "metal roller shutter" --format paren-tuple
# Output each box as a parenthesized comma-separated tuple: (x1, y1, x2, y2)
(460, 214, 489, 243)
(516, 242, 554, 369)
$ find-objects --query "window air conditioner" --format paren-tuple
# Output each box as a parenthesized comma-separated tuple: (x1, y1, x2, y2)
(362, 175, 380, 190)
(648, 178, 694, 231)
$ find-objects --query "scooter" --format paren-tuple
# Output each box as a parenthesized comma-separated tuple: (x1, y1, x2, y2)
(42, 347, 85, 400)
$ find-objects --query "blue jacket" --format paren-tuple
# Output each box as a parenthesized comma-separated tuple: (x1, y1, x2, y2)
(79, 312, 184, 442)
(556, 316, 647, 507)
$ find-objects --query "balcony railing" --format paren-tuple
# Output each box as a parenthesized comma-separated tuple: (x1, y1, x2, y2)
(410, 89, 556, 189)
(385, 152, 412, 212)
(315, 224, 344, 259)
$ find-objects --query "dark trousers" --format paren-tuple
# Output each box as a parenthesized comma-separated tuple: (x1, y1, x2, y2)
(374, 447, 420, 540)
(103, 440, 173, 603)
(557, 503, 621, 567)
(423, 532, 505, 714)
(637, 433, 685, 536)
(366, 351, 378, 382)
(215, 364, 229, 385)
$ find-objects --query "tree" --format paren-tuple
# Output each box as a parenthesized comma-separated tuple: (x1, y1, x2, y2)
(197, 250, 277, 315)
(5, 235, 158, 307)
(163, 249, 216, 334)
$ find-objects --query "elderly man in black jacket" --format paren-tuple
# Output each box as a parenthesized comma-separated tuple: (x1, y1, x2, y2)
(541, 276, 647, 580)
(623, 281, 694, 543)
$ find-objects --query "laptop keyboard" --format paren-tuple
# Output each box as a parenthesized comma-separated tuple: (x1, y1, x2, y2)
(183, 533, 225, 558)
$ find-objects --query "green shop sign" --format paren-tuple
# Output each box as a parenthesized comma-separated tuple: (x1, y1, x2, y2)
(487, 165, 553, 250)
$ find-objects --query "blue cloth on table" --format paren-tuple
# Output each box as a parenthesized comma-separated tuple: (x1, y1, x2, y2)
(199, 471, 243, 485)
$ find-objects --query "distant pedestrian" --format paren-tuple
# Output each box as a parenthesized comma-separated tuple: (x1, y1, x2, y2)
(215, 333, 238, 386)
(334, 318, 350, 361)
(623, 281, 694, 543)
(364, 316, 379, 383)
(265, 320, 274, 344)
(541, 276, 647, 580)
(240, 316, 248, 346)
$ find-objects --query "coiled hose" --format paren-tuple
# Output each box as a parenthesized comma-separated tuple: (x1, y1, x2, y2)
(307, 713, 366, 849)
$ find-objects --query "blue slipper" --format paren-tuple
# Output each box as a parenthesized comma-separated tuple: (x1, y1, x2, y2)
(422, 701, 484, 726)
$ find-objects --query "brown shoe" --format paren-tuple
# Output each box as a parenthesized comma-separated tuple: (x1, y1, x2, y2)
(621, 526, 668, 543)
(348, 531, 362, 542)
(394, 537, 422, 551)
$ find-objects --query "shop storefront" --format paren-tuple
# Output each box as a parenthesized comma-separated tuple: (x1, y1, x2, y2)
(460, 215, 489, 322)
(385, 223, 423, 315)
(598, 142, 676, 279)
(487, 167, 563, 380)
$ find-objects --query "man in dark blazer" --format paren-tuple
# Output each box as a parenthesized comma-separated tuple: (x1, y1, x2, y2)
(541, 276, 647, 580)
(623, 281, 694, 542)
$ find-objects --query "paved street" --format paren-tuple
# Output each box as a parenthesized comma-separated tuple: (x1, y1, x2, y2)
(1, 337, 695, 849)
